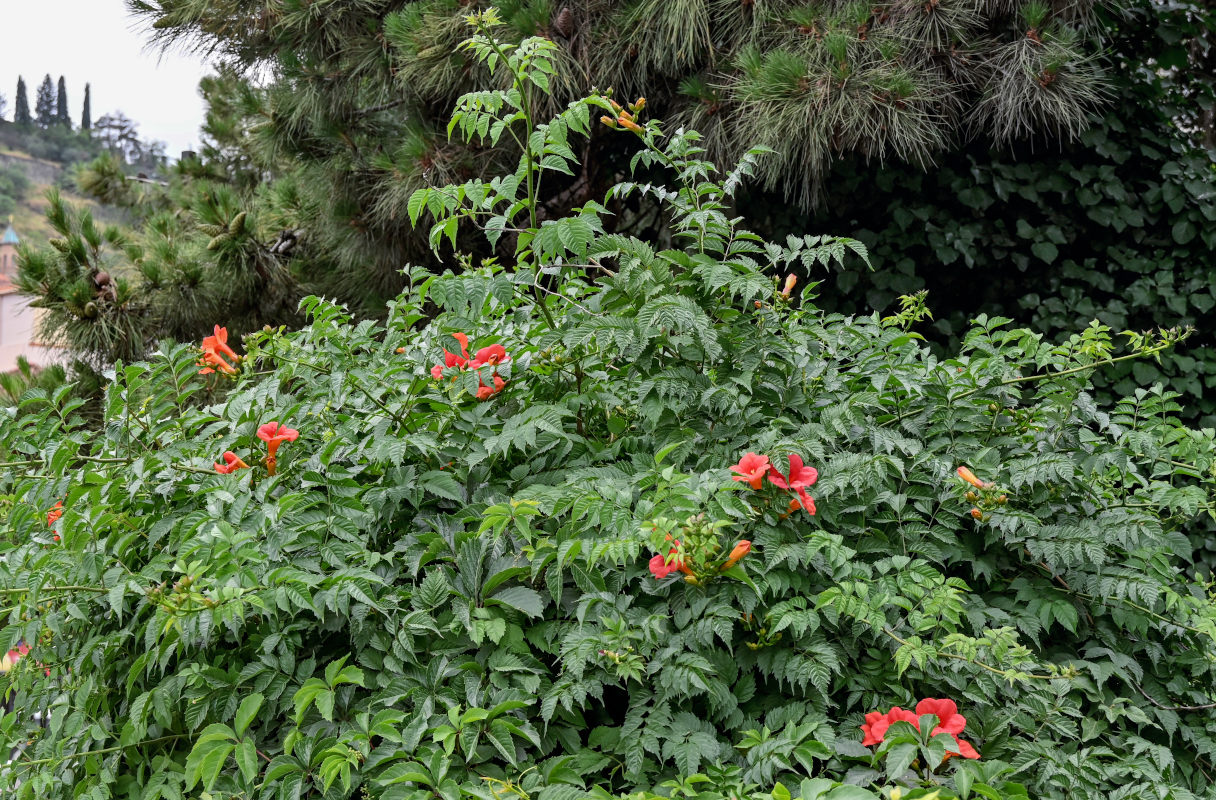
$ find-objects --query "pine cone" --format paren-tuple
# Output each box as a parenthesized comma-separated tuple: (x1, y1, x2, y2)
(554, 7, 573, 38)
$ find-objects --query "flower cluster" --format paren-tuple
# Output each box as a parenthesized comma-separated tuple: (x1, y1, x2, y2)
(645, 517, 753, 584)
(197, 325, 242, 375)
(957, 465, 1006, 522)
(46, 501, 63, 542)
(600, 96, 646, 133)
(861, 698, 980, 761)
(213, 422, 299, 477)
(730, 452, 819, 515)
(430, 333, 511, 401)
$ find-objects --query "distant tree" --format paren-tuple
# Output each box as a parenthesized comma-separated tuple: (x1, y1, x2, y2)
(0, 93, 8, 123)
(34, 74, 55, 128)
(0, 164, 30, 216)
(93, 112, 146, 165)
(55, 76, 70, 127)
(14, 77, 30, 125)
(81, 83, 91, 131)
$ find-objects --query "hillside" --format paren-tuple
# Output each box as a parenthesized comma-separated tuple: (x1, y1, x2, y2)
(0, 149, 121, 245)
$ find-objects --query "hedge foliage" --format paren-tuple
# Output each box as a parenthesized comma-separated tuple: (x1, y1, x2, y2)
(2, 18, 1216, 800)
(800, 0, 1216, 427)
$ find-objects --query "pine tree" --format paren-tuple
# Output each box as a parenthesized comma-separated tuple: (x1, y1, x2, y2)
(34, 74, 56, 128)
(37, 0, 1175, 372)
(124, 0, 1111, 308)
(55, 76, 70, 127)
(14, 77, 31, 126)
(81, 83, 91, 131)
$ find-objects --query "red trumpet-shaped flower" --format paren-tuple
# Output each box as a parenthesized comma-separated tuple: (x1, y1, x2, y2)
(471, 344, 510, 369)
(768, 454, 818, 515)
(730, 452, 771, 490)
(214, 451, 250, 474)
(916, 698, 968, 736)
(860, 707, 919, 746)
(46, 501, 63, 527)
(257, 422, 299, 476)
(198, 326, 240, 375)
(476, 374, 507, 401)
(198, 348, 237, 375)
(431, 333, 470, 379)
(649, 553, 681, 579)
(648, 540, 693, 580)
(257, 422, 299, 458)
(860, 698, 980, 762)
(204, 326, 240, 362)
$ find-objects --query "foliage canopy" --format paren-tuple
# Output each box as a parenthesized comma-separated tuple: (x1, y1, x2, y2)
(3, 20, 1216, 800)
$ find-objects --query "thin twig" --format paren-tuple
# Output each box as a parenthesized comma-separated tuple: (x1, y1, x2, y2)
(1132, 681, 1216, 712)
(882, 626, 1068, 681)
(353, 97, 408, 117)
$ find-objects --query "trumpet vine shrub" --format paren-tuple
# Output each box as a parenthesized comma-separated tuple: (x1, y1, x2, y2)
(2, 16, 1216, 800)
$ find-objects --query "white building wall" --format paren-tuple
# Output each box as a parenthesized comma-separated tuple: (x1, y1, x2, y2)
(0, 293, 60, 373)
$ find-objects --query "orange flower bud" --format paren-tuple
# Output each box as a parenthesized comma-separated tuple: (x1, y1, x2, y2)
(722, 540, 752, 570)
(619, 119, 644, 133)
(780, 273, 797, 297)
(754, 300, 764, 309)
(618, 110, 634, 122)
(970, 508, 982, 519)
(956, 466, 987, 488)
(600, 115, 618, 128)
(396, 347, 406, 354)
(632, 97, 646, 112)
(684, 574, 700, 585)
(609, 99, 623, 113)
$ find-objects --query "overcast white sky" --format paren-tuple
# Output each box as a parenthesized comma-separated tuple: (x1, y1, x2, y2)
(0, 0, 212, 156)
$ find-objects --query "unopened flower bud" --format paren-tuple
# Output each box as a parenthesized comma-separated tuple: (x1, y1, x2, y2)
(970, 508, 982, 519)
(619, 119, 644, 133)
(779, 273, 797, 297)
(957, 466, 988, 488)
(600, 115, 618, 128)
(721, 540, 752, 571)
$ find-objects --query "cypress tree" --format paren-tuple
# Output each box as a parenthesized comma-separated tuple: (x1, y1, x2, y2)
(55, 76, 70, 127)
(34, 74, 55, 128)
(81, 83, 91, 131)
(13, 77, 30, 126)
